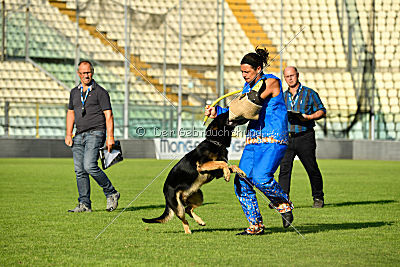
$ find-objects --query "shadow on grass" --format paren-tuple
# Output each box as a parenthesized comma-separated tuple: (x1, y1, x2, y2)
(121, 202, 218, 212)
(325, 200, 396, 207)
(295, 199, 396, 209)
(122, 204, 165, 212)
(291, 221, 394, 235)
(88, 204, 166, 212)
(191, 221, 393, 235)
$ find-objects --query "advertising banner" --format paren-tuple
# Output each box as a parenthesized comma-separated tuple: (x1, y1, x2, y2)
(154, 138, 246, 160)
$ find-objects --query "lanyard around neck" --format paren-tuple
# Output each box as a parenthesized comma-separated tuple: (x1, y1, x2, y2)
(290, 83, 302, 110)
(80, 85, 92, 108)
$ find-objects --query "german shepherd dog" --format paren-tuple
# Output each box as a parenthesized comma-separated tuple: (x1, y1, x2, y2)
(142, 112, 246, 234)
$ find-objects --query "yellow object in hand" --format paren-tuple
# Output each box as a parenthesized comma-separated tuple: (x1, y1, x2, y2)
(203, 89, 242, 125)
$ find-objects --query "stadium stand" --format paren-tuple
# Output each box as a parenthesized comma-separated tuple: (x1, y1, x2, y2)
(0, 0, 398, 140)
(0, 60, 69, 103)
(354, 0, 400, 139)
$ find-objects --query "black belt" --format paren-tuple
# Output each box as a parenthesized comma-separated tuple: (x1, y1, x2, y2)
(288, 129, 313, 138)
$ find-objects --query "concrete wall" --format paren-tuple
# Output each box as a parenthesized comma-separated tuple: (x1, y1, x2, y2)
(0, 139, 156, 158)
(316, 139, 353, 159)
(0, 138, 399, 160)
(0, 139, 72, 158)
(352, 140, 400, 161)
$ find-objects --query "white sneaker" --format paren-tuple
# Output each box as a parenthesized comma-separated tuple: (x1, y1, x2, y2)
(106, 192, 120, 212)
(68, 203, 92, 212)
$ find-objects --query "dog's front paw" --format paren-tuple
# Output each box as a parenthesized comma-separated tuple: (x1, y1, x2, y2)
(230, 165, 247, 178)
(238, 169, 247, 178)
(223, 167, 231, 182)
(196, 162, 203, 173)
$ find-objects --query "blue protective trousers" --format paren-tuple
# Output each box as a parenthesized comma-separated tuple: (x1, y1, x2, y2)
(234, 143, 290, 225)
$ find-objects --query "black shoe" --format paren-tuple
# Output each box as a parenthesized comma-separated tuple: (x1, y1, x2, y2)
(313, 198, 324, 208)
(281, 211, 293, 228)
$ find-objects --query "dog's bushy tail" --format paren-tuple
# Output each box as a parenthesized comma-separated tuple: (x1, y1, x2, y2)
(142, 205, 174, 224)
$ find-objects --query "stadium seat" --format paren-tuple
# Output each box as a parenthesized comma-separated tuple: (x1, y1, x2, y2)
(0, 0, 398, 140)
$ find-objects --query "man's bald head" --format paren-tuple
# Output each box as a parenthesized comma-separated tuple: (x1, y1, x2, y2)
(284, 66, 298, 75)
(283, 66, 300, 88)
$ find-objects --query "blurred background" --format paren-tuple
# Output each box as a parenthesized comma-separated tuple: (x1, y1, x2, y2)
(0, 0, 398, 140)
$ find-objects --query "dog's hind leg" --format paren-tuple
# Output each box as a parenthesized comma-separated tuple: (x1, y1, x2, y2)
(186, 207, 206, 226)
(176, 191, 191, 234)
(185, 190, 206, 226)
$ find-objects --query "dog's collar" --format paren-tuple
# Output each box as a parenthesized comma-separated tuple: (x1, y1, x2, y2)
(207, 139, 225, 148)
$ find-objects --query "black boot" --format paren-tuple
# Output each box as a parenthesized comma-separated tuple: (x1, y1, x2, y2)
(281, 211, 293, 228)
(313, 198, 324, 208)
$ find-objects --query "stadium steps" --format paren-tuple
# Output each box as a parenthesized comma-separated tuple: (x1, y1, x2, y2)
(186, 68, 217, 93)
(47, 0, 189, 106)
(0, 60, 69, 104)
(225, 0, 283, 73)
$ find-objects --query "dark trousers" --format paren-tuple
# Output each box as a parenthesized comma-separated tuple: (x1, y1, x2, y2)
(278, 130, 324, 199)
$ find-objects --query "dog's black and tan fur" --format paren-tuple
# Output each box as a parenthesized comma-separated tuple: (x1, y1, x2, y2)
(142, 112, 246, 234)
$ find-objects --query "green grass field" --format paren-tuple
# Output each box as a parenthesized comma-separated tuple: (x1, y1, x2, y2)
(0, 158, 399, 266)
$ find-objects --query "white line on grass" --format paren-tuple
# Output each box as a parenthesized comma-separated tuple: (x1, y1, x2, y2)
(93, 25, 181, 240)
(94, 25, 306, 239)
(95, 155, 179, 240)
(225, 26, 306, 107)
(234, 167, 305, 239)
(94, 26, 177, 109)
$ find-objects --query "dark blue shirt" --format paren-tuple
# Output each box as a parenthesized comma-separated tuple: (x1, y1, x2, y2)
(283, 83, 326, 133)
(68, 80, 112, 134)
